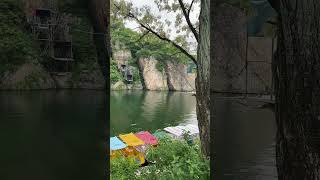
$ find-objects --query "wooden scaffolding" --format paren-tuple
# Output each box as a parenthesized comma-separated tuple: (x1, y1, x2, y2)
(28, 2, 73, 73)
(119, 63, 133, 83)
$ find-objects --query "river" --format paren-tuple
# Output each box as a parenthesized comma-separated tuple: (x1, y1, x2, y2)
(110, 91, 197, 136)
(0, 90, 278, 179)
(0, 90, 106, 180)
(213, 96, 278, 179)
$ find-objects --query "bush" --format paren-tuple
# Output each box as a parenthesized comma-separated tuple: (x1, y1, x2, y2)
(110, 138, 210, 180)
(155, 61, 165, 72)
(0, 0, 39, 75)
(110, 58, 123, 83)
(110, 156, 140, 180)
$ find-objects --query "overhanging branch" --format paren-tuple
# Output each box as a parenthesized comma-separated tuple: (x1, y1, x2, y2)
(187, 0, 195, 16)
(137, 20, 197, 64)
(177, 0, 199, 42)
(134, 31, 150, 43)
(113, 3, 197, 65)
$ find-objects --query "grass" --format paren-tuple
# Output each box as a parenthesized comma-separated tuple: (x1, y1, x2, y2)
(110, 136, 210, 180)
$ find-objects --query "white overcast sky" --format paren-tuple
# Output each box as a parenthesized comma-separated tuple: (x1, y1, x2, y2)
(124, 0, 200, 52)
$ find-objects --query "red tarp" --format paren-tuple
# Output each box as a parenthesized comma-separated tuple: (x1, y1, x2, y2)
(135, 131, 158, 145)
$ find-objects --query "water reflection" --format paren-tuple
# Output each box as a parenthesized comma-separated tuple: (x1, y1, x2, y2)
(0, 90, 106, 180)
(110, 91, 197, 136)
(214, 97, 277, 180)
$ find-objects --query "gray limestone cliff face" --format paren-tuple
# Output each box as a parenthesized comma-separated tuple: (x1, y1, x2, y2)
(50, 69, 105, 89)
(51, 67, 105, 90)
(138, 57, 168, 91)
(113, 49, 132, 69)
(137, 57, 195, 91)
(112, 49, 143, 90)
(113, 48, 196, 92)
(165, 60, 195, 91)
(0, 62, 105, 90)
(0, 63, 56, 90)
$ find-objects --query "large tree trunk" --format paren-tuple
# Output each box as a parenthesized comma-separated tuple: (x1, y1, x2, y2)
(88, 0, 110, 86)
(274, 1, 320, 179)
(196, 0, 210, 158)
(88, 0, 110, 175)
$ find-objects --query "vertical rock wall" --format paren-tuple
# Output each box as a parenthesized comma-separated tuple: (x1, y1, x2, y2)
(113, 50, 132, 69)
(138, 57, 168, 91)
(166, 60, 195, 91)
(113, 48, 196, 92)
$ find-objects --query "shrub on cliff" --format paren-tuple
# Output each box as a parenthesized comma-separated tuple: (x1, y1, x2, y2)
(0, 0, 39, 75)
(110, 58, 123, 83)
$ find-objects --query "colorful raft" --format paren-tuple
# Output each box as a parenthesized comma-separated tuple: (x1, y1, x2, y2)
(135, 131, 158, 146)
(110, 124, 199, 164)
(164, 124, 199, 139)
(119, 133, 146, 164)
(110, 136, 127, 159)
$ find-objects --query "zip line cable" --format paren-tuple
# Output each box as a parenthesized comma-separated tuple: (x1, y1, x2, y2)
(72, 29, 107, 35)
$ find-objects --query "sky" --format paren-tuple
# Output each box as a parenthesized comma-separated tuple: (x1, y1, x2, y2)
(123, 0, 200, 52)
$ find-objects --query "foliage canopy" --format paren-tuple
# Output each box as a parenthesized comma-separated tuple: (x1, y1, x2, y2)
(0, 0, 39, 75)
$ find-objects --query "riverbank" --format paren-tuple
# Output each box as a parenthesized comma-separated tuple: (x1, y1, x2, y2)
(0, 62, 106, 90)
(111, 81, 196, 92)
(110, 137, 209, 180)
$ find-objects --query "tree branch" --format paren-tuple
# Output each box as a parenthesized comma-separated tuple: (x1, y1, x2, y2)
(187, 0, 195, 16)
(114, 3, 197, 65)
(177, 0, 199, 42)
(267, 0, 280, 13)
(134, 31, 149, 43)
(136, 19, 197, 64)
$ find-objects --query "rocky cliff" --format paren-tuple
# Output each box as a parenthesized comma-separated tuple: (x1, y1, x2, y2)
(138, 57, 168, 91)
(0, 0, 106, 90)
(0, 63, 56, 90)
(111, 49, 196, 92)
(165, 60, 195, 91)
(0, 62, 105, 90)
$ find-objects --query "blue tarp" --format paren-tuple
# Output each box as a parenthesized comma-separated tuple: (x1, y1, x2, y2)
(110, 136, 127, 150)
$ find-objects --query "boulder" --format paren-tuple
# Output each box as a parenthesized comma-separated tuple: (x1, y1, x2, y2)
(111, 81, 126, 90)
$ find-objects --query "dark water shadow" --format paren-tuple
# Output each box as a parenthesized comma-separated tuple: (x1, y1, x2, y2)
(213, 96, 277, 180)
(0, 90, 106, 180)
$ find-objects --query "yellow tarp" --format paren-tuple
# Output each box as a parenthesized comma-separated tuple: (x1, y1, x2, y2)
(119, 133, 145, 147)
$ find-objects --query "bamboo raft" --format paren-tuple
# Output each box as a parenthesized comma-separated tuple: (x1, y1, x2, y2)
(110, 124, 199, 165)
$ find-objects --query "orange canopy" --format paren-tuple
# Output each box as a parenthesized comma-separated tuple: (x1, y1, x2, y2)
(119, 133, 145, 147)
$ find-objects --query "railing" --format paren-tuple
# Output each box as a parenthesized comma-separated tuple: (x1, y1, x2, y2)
(53, 42, 73, 59)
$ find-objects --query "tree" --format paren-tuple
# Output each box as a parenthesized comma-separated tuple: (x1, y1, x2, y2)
(88, 0, 110, 86)
(87, 0, 110, 173)
(112, 0, 199, 64)
(112, 0, 210, 157)
(269, 1, 320, 179)
(196, 0, 210, 158)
